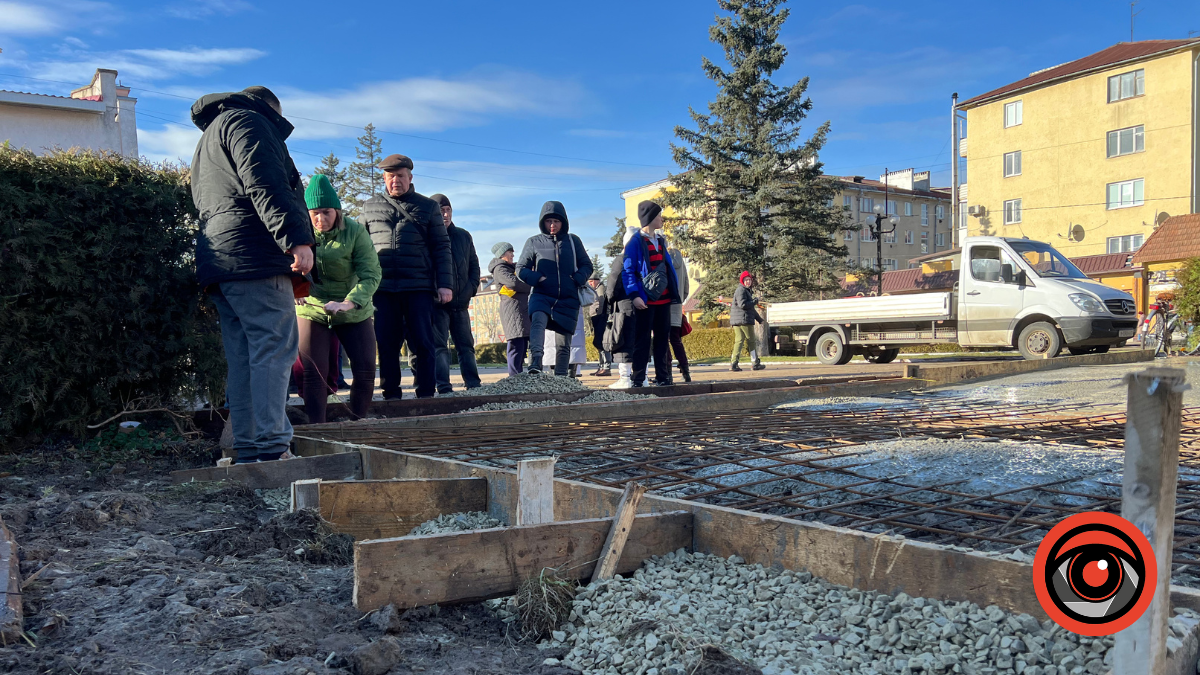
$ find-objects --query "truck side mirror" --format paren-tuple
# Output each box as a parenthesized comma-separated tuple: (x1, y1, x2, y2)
(1015, 269, 1027, 286)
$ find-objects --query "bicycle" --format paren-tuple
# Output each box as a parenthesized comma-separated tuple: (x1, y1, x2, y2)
(1144, 294, 1200, 357)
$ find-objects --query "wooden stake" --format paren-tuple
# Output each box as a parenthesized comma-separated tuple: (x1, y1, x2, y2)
(1114, 367, 1185, 674)
(291, 478, 321, 512)
(516, 457, 556, 525)
(0, 519, 22, 645)
(591, 482, 647, 583)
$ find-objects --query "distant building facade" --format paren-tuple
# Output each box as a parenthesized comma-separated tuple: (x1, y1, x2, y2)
(831, 170, 953, 271)
(0, 69, 138, 158)
(469, 277, 504, 345)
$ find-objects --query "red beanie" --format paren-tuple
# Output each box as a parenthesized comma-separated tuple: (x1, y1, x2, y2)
(739, 271, 753, 284)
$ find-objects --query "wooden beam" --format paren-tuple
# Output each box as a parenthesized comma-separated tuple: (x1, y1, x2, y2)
(353, 511, 692, 611)
(169, 452, 362, 489)
(0, 519, 21, 646)
(1115, 367, 1185, 674)
(516, 457, 556, 525)
(291, 478, 321, 511)
(591, 482, 647, 583)
(312, 478, 487, 540)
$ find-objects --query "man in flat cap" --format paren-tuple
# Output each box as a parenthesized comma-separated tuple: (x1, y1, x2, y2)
(359, 154, 454, 399)
(190, 85, 314, 463)
(411, 193, 481, 394)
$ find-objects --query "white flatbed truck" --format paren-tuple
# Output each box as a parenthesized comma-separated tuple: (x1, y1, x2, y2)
(770, 237, 1139, 365)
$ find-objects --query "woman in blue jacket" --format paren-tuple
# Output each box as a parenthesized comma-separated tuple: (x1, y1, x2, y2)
(621, 201, 681, 386)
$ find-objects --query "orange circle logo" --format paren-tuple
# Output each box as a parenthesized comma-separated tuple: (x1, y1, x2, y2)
(1033, 511, 1157, 636)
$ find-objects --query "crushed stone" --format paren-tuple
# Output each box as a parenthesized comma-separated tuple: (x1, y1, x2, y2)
(446, 372, 591, 397)
(546, 549, 1200, 675)
(409, 511, 505, 535)
(462, 390, 654, 413)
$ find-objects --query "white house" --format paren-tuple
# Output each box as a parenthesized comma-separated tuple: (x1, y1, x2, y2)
(0, 69, 138, 158)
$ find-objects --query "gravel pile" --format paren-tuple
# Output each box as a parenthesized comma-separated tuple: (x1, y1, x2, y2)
(545, 550, 1200, 675)
(448, 373, 591, 397)
(462, 390, 654, 414)
(254, 487, 291, 512)
(408, 511, 504, 535)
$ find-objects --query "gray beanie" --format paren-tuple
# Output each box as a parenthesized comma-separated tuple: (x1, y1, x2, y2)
(492, 241, 514, 257)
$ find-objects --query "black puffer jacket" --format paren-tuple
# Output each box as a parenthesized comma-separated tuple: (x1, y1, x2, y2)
(516, 201, 592, 334)
(731, 285, 762, 326)
(189, 91, 314, 288)
(359, 187, 453, 294)
(488, 257, 531, 340)
(445, 223, 480, 311)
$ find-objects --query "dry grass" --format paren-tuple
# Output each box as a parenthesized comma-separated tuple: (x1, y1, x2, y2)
(514, 568, 576, 642)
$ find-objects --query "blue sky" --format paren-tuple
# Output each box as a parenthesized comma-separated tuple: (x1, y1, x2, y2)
(2, 0, 1199, 257)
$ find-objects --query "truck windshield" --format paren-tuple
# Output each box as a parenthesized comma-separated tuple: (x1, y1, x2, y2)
(1006, 240, 1089, 279)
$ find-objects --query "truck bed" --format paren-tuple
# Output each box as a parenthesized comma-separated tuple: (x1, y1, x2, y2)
(769, 292, 954, 326)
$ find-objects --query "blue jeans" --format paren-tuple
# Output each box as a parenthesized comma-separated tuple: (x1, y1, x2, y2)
(529, 311, 571, 376)
(210, 275, 298, 463)
(507, 337, 528, 376)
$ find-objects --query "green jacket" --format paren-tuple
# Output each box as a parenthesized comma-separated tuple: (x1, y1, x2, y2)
(296, 215, 381, 327)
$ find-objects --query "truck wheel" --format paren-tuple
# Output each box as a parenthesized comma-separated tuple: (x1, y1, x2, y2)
(1018, 322, 1062, 360)
(815, 332, 851, 365)
(866, 348, 900, 364)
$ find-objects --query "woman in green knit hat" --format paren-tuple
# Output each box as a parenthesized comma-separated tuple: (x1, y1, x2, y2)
(295, 173, 382, 423)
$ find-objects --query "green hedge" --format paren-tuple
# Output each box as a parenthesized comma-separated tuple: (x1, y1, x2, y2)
(0, 148, 224, 438)
(478, 328, 742, 364)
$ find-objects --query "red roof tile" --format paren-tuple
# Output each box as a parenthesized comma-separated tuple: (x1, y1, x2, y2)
(1070, 252, 1137, 275)
(961, 39, 1200, 108)
(842, 268, 959, 296)
(1133, 214, 1200, 265)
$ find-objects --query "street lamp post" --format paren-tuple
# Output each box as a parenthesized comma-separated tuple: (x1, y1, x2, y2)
(866, 172, 899, 296)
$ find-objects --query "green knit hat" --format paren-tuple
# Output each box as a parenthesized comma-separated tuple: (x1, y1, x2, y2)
(305, 173, 341, 210)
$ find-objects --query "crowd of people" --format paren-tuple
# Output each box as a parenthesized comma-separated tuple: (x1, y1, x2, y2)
(191, 86, 759, 465)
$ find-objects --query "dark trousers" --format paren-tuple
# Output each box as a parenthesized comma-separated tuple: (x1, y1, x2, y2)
(292, 332, 340, 398)
(591, 315, 612, 368)
(507, 337, 528, 376)
(298, 318, 377, 424)
(631, 304, 672, 385)
(669, 325, 689, 372)
(374, 290, 436, 399)
(415, 307, 480, 393)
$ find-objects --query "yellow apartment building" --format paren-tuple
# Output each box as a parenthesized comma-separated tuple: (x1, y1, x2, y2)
(957, 39, 1200, 257)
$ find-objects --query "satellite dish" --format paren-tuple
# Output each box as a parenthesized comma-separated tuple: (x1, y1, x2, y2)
(1069, 224, 1085, 242)
(1156, 211, 1171, 227)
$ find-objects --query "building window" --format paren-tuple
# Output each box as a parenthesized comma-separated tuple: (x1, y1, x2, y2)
(904, 230, 914, 244)
(1106, 179, 1144, 210)
(1004, 151, 1022, 177)
(882, 259, 898, 271)
(936, 232, 945, 247)
(861, 197, 874, 213)
(843, 195, 852, 211)
(904, 202, 913, 216)
(861, 228, 875, 242)
(1108, 69, 1145, 103)
(935, 205, 945, 221)
(921, 204, 929, 226)
(1107, 233, 1144, 253)
(844, 229, 854, 241)
(1004, 199, 1022, 224)
(883, 230, 896, 243)
(908, 263, 919, 269)
(887, 201, 898, 216)
(1004, 100, 1023, 128)
(920, 233, 929, 254)
(1107, 125, 1145, 158)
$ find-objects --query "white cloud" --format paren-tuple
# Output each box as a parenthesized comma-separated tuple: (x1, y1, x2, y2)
(26, 47, 266, 84)
(0, 1, 60, 34)
(280, 70, 587, 139)
(137, 123, 201, 164)
(166, 0, 252, 19)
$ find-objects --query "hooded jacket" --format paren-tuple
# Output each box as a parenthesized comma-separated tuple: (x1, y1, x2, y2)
(516, 201, 593, 334)
(731, 284, 763, 326)
(444, 222, 480, 311)
(488, 256, 532, 340)
(189, 91, 314, 288)
(359, 186, 454, 294)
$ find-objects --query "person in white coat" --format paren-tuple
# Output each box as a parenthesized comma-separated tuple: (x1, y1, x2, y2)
(542, 314, 588, 377)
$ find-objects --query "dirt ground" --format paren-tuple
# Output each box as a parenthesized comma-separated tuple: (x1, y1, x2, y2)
(0, 440, 573, 675)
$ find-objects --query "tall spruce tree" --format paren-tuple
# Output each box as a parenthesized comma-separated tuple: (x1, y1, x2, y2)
(603, 216, 628, 258)
(311, 151, 356, 214)
(664, 0, 846, 318)
(346, 123, 383, 213)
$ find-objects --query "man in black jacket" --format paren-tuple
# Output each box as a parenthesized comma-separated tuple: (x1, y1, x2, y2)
(190, 86, 314, 464)
(414, 194, 481, 393)
(360, 154, 454, 399)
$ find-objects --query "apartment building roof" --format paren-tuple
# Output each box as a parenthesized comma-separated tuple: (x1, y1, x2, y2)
(832, 176, 951, 200)
(961, 39, 1200, 108)
(842, 268, 959, 296)
(1133, 213, 1200, 265)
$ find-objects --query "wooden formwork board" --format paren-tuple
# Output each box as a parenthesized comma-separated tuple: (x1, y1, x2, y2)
(170, 452, 363, 488)
(291, 478, 488, 541)
(299, 442, 1200, 621)
(0, 519, 21, 645)
(353, 511, 693, 610)
(910, 347, 1152, 385)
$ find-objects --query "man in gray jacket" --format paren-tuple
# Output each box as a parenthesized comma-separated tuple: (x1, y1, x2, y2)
(190, 85, 314, 464)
